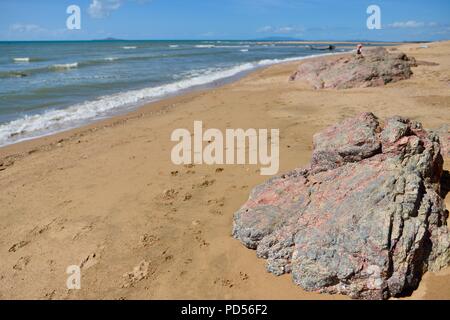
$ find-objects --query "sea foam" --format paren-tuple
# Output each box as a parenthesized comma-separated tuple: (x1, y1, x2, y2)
(195, 45, 215, 48)
(51, 63, 78, 70)
(13, 57, 31, 62)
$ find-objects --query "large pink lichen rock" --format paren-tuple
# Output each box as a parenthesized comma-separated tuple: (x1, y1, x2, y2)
(232, 113, 449, 299)
(289, 47, 417, 89)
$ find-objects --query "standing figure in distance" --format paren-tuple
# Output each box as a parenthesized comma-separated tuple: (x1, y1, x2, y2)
(356, 43, 363, 55)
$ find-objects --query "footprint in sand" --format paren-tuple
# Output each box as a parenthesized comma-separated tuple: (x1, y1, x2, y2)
(47, 259, 56, 272)
(13, 256, 31, 271)
(184, 164, 196, 174)
(190, 224, 210, 248)
(8, 240, 30, 253)
(195, 236, 210, 248)
(192, 178, 215, 189)
(239, 272, 249, 281)
(214, 277, 234, 288)
(179, 270, 187, 277)
(43, 290, 56, 300)
(191, 229, 210, 248)
(183, 193, 193, 201)
(80, 252, 99, 270)
(140, 234, 159, 247)
(122, 260, 152, 288)
(0, 157, 15, 171)
(209, 208, 222, 215)
(9, 218, 66, 253)
(162, 188, 179, 200)
(207, 198, 225, 207)
(72, 223, 94, 240)
(57, 199, 73, 208)
(207, 197, 225, 215)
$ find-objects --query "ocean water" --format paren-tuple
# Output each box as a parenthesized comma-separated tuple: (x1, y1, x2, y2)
(0, 40, 354, 146)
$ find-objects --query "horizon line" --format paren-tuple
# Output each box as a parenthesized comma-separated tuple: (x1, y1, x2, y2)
(0, 39, 436, 43)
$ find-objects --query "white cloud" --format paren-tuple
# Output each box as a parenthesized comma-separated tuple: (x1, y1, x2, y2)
(10, 23, 47, 33)
(88, 0, 151, 18)
(387, 21, 438, 29)
(200, 31, 215, 37)
(257, 25, 300, 34)
(276, 26, 294, 33)
(6, 23, 71, 40)
(88, 0, 122, 18)
(88, 0, 123, 18)
(432, 26, 450, 35)
(257, 26, 274, 32)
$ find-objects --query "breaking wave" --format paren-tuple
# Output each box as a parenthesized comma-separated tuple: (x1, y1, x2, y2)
(50, 63, 79, 70)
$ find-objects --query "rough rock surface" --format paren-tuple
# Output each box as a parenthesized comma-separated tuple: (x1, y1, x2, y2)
(289, 47, 417, 89)
(232, 113, 450, 299)
(433, 124, 449, 159)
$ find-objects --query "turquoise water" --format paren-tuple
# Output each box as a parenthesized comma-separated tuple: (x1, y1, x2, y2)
(0, 40, 354, 146)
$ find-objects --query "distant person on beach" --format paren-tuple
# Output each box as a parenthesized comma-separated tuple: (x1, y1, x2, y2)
(356, 44, 363, 55)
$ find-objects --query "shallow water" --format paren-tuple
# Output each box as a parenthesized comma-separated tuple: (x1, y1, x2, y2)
(0, 40, 357, 146)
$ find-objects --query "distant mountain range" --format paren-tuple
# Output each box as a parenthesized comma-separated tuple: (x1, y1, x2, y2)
(95, 37, 124, 41)
(256, 36, 302, 41)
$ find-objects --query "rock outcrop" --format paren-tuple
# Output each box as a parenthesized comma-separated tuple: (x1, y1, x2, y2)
(289, 47, 417, 89)
(433, 125, 449, 159)
(232, 113, 449, 299)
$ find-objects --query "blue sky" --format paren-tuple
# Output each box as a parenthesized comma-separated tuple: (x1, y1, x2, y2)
(0, 0, 449, 41)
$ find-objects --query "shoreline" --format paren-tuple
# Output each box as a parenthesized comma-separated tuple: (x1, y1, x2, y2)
(0, 85, 217, 162)
(0, 52, 348, 148)
(0, 40, 449, 300)
(0, 50, 349, 159)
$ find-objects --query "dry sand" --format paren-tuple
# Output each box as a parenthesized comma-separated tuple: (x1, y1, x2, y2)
(0, 41, 449, 300)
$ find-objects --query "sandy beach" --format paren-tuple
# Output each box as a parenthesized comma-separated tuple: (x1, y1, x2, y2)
(0, 41, 449, 300)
